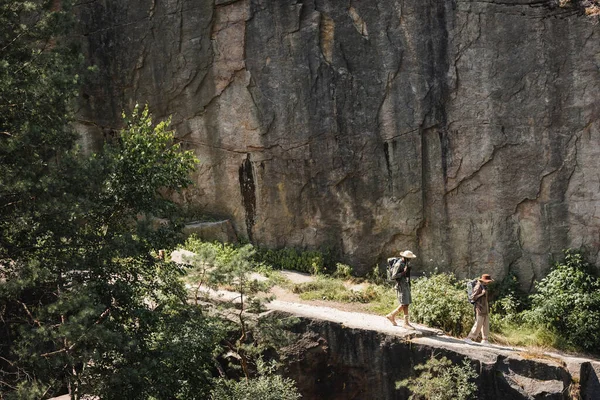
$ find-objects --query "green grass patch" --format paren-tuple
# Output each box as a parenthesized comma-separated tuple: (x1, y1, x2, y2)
(367, 286, 397, 315)
(491, 322, 570, 351)
(292, 277, 379, 303)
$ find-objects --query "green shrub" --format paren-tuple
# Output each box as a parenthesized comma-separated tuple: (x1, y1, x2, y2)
(397, 356, 478, 400)
(257, 247, 331, 274)
(410, 273, 475, 337)
(489, 271, 529, 329)
(210, 375, 301, 400)
(332, 262, 353, 279)
(366, 264, 387, 286)
(210, 360, 301, 400)
(523, 250, 600, 353)
(183, 239, 340, 276)
(184, 237, 243, 266)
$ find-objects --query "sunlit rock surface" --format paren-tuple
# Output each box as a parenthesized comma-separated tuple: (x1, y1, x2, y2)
(76, 0, 600, 282)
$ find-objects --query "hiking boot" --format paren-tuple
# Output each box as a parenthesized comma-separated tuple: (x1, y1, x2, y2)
(464, 338, 475, 344)
(403, 316, 415, 330)
(385, 314, 397, 326)
(481, 340, 490, 345)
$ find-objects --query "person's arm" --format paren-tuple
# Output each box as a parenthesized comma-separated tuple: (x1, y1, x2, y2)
(472, 282, 486, 301)
(399, 260, 409, 278)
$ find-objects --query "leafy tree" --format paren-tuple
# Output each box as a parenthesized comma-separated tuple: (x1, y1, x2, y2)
(87, 303, 224, 400)
(524, 250, 600, 353)
(0, 17, 219, 394)
(185, 240, 275, 377)
(184, 238, 302, 397)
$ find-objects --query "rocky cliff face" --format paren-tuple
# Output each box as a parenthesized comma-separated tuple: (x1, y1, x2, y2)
(76, 0, 600, 283)
(277, 313, 597, 400)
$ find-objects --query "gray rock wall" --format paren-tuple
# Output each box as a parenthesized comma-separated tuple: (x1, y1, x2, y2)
(76, 0, 600, 282)
(279, 315, 581, 400)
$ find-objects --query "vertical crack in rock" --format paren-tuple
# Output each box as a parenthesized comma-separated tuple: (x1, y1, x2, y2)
(435, 2, 451, 187)
(439, 129, 449, 182)
(239, 154, 256, 242)
(383, 141, 392, 179)
(417, 0, 453, 268)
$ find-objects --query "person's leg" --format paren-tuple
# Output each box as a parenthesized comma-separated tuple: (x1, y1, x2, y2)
(467, 313, 483, 340)
(481, 314, 490, 342)
(386, 305, 403, 326)
(402, 305, 415, 329)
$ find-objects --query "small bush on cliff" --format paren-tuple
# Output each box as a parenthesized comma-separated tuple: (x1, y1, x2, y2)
(210, 359, 301, 400)
(333, 262, 354, 279)
(523, 250, 600, 353)
(397, 355, 478, 400)
(410, 273, 475, 337)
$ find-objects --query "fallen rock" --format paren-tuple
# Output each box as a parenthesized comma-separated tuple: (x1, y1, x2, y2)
(170, 249, 197, 265)
(182, 220, 238, 243)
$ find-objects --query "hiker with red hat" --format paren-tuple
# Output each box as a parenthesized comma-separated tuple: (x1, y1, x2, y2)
(464, 273, 494, 345)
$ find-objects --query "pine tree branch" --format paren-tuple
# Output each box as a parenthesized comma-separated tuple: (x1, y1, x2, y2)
(19, 301, 41, 327)
(40, 348, 68, 358)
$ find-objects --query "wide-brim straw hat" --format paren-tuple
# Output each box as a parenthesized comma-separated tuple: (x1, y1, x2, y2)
(479, 274, 494, 283)
(399, 250, 416, 259)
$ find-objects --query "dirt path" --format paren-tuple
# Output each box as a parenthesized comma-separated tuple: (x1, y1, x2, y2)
(253, 270, 600, 378)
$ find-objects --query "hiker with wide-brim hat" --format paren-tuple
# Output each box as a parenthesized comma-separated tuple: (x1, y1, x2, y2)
(464, 273, 494, 345)
(385, 250, 417, 329)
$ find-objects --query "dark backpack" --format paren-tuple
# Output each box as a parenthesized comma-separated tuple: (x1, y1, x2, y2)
(386, 258, 402, 282)
(466, 279, 478, 304)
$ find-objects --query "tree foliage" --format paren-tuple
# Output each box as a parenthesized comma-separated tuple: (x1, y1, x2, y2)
(0, 97, 212, 398)
(397, 356, 478, 400)
(183, 238, 302, 399)
(0, 5, 214, 392)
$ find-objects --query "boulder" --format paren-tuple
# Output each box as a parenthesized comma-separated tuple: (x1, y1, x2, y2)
(182, 220, 238, 243)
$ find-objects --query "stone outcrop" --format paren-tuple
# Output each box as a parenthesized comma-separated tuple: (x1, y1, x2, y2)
(196, 281, 600, 400)
(581, 361, 600, 400)
(75, 0, 600, 282)
(274, 313, 597, 400)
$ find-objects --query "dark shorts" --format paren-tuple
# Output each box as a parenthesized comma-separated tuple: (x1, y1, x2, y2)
(396, 280, 411, 305)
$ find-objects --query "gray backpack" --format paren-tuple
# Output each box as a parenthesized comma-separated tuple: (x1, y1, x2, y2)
(466, 279, 478, 304)
(386, 258, 403, 282)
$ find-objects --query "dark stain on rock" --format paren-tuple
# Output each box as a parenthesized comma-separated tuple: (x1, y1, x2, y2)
(439, 129, 448, 182)
(383, 141, 392, 177)
(239, 154, 256, 242)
